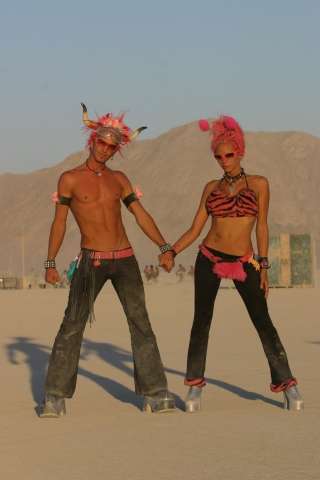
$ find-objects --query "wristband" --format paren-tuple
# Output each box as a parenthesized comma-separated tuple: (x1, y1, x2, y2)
(259, 257, 270, 269)
(44, 259, 56, 269)
(159, 243, 173, 254)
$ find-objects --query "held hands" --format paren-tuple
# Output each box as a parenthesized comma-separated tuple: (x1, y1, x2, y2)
(45, 268, 61, 285)
(158, 251, 175, 273)
(260, 269, 269, 298)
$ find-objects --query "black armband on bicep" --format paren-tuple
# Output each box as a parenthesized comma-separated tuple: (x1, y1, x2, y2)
(58, 196, 72, 206)
(122, 192, 138, 209)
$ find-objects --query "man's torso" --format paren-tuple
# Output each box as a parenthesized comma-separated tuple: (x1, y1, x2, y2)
(68, 165, 131, 251)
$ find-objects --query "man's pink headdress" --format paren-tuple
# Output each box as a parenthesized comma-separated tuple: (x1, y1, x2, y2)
(199, 115, 245, 157)
(81, 103, 147, 148)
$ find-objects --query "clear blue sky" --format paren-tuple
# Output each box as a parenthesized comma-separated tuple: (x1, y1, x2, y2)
(1, 0, 319, 172)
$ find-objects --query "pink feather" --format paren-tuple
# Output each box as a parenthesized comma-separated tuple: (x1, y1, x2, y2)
(134, 185, 143, 199)
(198, 119, 210, 131)
(51, 191, 59, 203)
(223, 115, 239, 130)
(213, 261, 247, 282)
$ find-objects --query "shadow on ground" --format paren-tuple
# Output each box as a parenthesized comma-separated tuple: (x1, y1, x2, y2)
(5, 337, 282, 411)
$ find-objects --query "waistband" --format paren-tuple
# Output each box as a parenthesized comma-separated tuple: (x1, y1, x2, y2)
(199, 244, 260, 282)
(86, 247, 134, 261)
(200, 245, 253, 263)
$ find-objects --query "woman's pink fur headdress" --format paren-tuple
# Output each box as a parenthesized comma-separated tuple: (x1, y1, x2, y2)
(81, 103, 147, 148)
(198, 115, 245, 157)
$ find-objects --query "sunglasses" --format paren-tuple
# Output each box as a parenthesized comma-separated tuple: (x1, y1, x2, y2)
(214, 152, 235, 160)
(96, 138, 118, 148)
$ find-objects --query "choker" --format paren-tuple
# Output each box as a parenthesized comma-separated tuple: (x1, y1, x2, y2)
(86, 160, 106, 177)
(223, 168, 245, 191)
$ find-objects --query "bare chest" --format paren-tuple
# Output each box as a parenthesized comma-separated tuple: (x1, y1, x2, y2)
(72, 173, 122, 206)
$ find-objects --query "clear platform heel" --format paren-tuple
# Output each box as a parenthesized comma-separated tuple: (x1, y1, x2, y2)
(185, 386, 202, 413)
(283, 386, 304, 411)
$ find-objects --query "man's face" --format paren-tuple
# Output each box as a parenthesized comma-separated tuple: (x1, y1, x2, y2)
(91, 135, 119, 162)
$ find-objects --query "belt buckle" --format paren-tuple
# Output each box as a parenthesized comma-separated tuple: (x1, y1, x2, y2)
(93, 252, 101, 267)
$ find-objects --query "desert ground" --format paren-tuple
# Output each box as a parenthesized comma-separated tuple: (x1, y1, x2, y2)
(1, 276, 319, 480)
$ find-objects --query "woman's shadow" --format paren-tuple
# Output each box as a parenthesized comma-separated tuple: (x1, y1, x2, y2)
(5, 337, 282, 412)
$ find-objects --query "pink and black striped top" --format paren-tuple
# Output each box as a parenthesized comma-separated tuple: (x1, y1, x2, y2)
(206, 177, 258, 218)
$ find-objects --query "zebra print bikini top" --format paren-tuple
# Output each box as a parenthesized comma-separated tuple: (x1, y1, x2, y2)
(206, 174, 258, 218)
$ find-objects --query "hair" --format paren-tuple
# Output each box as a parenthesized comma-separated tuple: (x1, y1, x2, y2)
(198, 115, 245, 157)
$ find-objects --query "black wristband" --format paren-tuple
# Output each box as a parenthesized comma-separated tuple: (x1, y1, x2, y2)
(44, 260, 56, 269)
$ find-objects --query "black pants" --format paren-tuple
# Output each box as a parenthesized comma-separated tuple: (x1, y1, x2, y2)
(45, 253, 167, 398)
(186, 249, 294, 385)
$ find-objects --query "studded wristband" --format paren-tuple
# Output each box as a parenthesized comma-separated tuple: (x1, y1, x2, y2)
(159, 243, 174, 254)
(44, 259, 56, 269)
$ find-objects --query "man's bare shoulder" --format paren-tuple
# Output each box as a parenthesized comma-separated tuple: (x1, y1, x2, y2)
(58, 165, 86, 183)
(112, 169, 130, 181)
(112, 170, 132, 187)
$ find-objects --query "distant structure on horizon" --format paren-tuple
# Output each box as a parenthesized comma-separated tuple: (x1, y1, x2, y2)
(268, 233, 314, 287)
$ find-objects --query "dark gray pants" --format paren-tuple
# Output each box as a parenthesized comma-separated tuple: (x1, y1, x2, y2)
(45, 254, 168, 398)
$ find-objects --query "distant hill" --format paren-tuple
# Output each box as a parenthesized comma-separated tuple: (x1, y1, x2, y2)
(0, 122, 319, 276)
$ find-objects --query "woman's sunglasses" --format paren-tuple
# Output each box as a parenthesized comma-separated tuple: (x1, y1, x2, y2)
(214, 152, 235, 160)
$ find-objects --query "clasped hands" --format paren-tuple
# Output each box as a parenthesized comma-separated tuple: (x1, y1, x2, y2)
(158, 251, 175, 273)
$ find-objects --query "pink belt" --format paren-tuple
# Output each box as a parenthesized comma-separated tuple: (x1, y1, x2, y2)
(199, 244, 259, 282)
(90, 247, 134, 266)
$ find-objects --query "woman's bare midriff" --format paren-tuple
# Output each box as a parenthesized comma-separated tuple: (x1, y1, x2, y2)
(203, 216, 256, 256)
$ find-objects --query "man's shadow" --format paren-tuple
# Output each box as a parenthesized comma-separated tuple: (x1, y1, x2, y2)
(5, 337, 282, 411)
(5, 337, 140, 409)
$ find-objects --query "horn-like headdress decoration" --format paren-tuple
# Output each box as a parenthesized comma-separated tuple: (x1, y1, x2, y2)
(81, 103, 147, 147)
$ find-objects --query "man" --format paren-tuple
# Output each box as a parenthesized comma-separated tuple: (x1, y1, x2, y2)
(40, 104, 175, 417)
(176, 264, 186, 283)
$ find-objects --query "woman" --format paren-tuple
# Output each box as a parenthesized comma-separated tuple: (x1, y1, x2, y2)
(171, 115, 303, 412)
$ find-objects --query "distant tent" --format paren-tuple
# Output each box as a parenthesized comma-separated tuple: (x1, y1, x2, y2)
(269, 234, 314, 287)
(0, 277, 22, 289)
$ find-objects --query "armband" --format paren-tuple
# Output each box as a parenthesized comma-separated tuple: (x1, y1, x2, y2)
(122, 192, 138, 208)
(59, 196, 72, 206)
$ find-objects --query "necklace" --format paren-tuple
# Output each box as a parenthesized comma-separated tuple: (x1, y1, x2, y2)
(86, 159, 106, 177)
(223, 168, 245, 192)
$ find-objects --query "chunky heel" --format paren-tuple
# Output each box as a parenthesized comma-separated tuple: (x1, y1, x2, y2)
(39, 394, 66, 418)
(185, 386, 202, 413)
(283, 386, 304, 411)
(142, 391, 176, 413)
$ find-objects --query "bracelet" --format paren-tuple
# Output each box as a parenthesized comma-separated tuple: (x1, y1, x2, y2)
(44, 259, 56, 269)
(159, 243, 173, 254)
(259, 257, 270, 269)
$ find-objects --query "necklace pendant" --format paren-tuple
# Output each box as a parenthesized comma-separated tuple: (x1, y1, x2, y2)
(97, 172, 102, 177)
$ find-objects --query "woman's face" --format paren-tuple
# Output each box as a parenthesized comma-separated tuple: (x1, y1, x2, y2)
(213, 142, 241, 174)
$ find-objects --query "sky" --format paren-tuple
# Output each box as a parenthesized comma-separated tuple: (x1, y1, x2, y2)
(1, 0, 320, 172)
